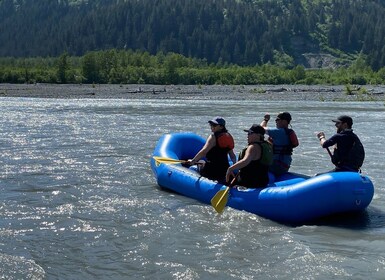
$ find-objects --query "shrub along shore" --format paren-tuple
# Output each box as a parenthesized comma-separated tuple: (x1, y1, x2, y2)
(1, 50, 385, 86)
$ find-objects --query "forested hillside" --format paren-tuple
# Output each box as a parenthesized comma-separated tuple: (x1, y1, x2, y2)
(1, 0, 385, 70)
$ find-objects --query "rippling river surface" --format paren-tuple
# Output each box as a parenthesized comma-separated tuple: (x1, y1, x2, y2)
(1, 90, 385, 279)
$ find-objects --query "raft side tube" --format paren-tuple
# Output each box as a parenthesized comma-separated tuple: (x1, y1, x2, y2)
(228, 172, 374, 223)
(151, 133, 205, 176)
(157, 164, 224, 204)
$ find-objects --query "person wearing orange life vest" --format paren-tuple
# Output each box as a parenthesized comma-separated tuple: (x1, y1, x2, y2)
(189, 117, 236, 184)
(260, 112, 299, 176)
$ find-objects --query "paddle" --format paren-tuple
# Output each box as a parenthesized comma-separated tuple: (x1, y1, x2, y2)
(318, 133, 333, 159)
(153, 156, 189, 166)
(210, 173, 239, 214)
(326, 147, 333, 158)
(153, 156, 203, 167)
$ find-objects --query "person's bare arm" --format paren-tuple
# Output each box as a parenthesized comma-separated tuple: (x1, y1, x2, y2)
(260, 113, 270, 128)
(189, 134, 216, 164)
(226, 144, 261, 182)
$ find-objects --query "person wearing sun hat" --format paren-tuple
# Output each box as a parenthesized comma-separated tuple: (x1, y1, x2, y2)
(260, 112, 299, 176)
(316, 115, 365, 172)
(189, 117, 236, 183)
(225, 124, 273, 188)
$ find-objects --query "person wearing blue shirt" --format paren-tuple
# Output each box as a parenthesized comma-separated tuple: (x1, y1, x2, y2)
(260, 112, 299, 176)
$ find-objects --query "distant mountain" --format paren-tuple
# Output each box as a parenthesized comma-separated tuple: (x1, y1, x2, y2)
(1, 0, 385, 69)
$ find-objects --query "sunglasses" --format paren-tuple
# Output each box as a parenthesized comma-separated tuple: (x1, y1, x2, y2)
(334, 121, 342, 126)
(275, 118, 281, 122)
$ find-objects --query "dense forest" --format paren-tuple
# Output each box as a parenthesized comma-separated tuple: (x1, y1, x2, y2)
(1, 0, 385, 70)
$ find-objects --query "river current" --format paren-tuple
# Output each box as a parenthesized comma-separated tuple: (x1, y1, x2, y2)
(0, 92, 384, 279)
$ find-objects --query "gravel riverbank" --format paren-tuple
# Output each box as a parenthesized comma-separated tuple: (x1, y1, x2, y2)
(1, 83, 385, 102)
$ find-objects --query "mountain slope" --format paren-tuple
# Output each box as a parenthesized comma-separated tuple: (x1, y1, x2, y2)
(1, 0, 385, 69)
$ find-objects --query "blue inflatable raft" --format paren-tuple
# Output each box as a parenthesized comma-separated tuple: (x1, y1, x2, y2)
(150, 133, 374, 224)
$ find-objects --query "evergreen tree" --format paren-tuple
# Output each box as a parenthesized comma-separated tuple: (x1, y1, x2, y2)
(0, 0, 385, 69)
(57, 52, 69, 83)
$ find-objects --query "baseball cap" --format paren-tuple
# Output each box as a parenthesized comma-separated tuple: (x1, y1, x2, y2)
(332, 115, 353, 126)
(208, 117, 226, 126)
(276, 112, 292, 122)
(243, 124, 265, 135)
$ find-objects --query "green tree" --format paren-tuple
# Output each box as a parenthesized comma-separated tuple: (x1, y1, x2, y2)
(291, 65, 306, 82)
(82, 52, 100, 83)
(57, 52, 69, 83)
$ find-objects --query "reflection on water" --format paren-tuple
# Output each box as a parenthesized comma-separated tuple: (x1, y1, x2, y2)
(0, 95, 384, 279)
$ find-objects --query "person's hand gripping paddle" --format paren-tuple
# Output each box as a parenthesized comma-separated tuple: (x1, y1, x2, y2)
(210, 174, 239, 214)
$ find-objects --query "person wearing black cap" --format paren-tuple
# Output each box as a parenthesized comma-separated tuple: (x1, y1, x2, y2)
(260, 112, 299, 176)
(316, 115, 365, 172)
(189, 117, 236, 183)
(225, 124, 273, 188)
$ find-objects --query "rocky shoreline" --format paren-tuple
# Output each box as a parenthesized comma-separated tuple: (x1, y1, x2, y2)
(1, 83, 385, 102)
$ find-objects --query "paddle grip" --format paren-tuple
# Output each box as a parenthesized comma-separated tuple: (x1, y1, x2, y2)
(228, 172, 239, 188)
(326, 147, 333, 158)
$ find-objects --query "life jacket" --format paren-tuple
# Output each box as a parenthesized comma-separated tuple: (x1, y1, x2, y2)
(237, 141, 272, 188)
(239, 141, 273, 166)
(271, 128, 299, 155)
(201, 130, 234, 181)
(332, 133, 365, 171)
(206, 130, 234, 162)
(260, 141, 273, 166)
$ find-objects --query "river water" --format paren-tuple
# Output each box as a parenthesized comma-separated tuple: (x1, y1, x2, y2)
(0, 92, 384, 279)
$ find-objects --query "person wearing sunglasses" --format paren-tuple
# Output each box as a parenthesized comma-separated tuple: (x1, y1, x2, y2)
(316, 115, 365, 172)
(260, 112, 299, 177)
(189, 117, 236, 183)
(225, 124, 273, 188)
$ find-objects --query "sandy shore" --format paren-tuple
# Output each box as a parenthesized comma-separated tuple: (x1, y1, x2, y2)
(0, 83, 384, 102)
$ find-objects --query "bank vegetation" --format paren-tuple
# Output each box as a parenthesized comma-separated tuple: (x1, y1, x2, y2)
(1, 50, 385, 86)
